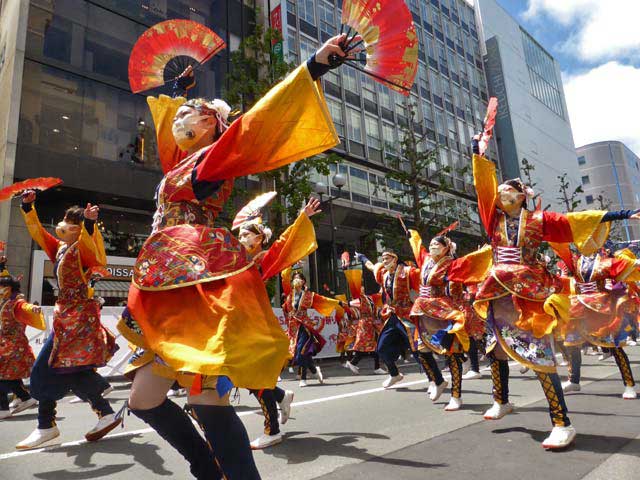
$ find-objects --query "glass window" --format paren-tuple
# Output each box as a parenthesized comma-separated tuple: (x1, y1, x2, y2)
(318, 1, 336, 36)
(382, 122, 397, 154)
(343, 66, 359, 93)
(365, 115, 381, 150)
(299, 36, 318, 62)
(326, 98, 344, 137)
(298, 0, 316, 25)
(349, 166, 370, 204)
(585, 195, 594, 204)
(346, 107, 363, 143)
(581, 175, 590, 185)
(379, 84, 392, 110)
(362, 74, 377, 103)
(287, 28, 299, 63)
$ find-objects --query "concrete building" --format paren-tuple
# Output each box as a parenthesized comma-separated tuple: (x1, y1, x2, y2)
(475, 0, 579, 209)
(577, 141, 640, 240)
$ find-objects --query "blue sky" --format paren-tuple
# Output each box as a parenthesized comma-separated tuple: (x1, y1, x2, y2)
(488, 0, 640, 155)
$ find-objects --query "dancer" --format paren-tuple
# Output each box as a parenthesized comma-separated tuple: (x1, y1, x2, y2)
(0, 254, 44, 420)
(282, 271, 339, 387)
(407, 229, 491, 410)
(556, 243, 639, 398)
(357, 249, 445, 391)
(17, 194, 120, 449)
(462, 283, 485, 380)
(119, 34, 347, 479)
(341, 269, 386, 375)
(236, 196, 322, 449)
(471, 136, 640, 449)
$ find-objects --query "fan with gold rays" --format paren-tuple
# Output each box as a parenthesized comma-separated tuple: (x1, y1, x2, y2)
(231, 191, 277, 231)
(330, 0, 419, 95)
(478, 97, 498, 156)
(128, 19, 226, 94)
(0, 177, 62, 203)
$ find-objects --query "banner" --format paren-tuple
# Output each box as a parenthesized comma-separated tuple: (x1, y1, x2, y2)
(29, 306, 342, 378)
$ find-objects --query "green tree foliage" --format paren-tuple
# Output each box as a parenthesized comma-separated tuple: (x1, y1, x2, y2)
(557, 172, 583, 213)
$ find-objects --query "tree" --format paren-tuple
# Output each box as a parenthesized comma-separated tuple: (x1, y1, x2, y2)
(520, 157, 550, 210)
(556, 173, 583, 213)
(377, 99, 474, 253)
(224, 19, 338, 235)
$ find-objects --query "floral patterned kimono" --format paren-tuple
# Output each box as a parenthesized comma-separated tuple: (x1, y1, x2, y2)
(22, 208, 116, 371)
(341, 269, 381, 353)
(472, 153, 611, 372)
(0, 293, 45, 380)
(407, 230, 491, 355)
(119, 62, 338, 393)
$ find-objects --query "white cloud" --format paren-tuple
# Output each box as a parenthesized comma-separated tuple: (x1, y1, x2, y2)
(523, 0, 640, 62)
(563, 62, 640, 156)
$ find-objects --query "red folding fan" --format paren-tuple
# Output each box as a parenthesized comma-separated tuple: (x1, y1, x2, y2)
(436, 221, 459, 237)
(0, 177, 62, 202)
(128, 19, 226, 94)
(231, 191, 277, 231)
(478, 97, 498, 156)
(337, 0, 419, 95)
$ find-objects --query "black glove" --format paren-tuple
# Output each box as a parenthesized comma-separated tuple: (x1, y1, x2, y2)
(471, 137, 480, 155)
(173, 74, 196, 97)
(306, 54, 333, 81)
(355, 252, 371, 265)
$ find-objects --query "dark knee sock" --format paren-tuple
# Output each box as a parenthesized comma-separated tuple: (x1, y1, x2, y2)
(256, 390, 280, 435)
(449, 354, 464, 398)
(0, 390, 8, 410)
(37, 399, 57, 429)
(536, 371, 571, 427)
(490, 358, 509, 404)
(300, 367, 307, 380)
(273, 386, 285, 404)
(373, 353, 381, 370)
(190, 404, 261, 480)
(469, 338, 480, 372)
(351, 351, 364, 366)
(418, 351, 444, 385)
(567, 346, 582, 384)
(12, 380, 32, 401)
(612, 348, 635, 387)
(131, 399, 221, 480)
(307, 359, 317, 375)
(386, 361, 399, 377)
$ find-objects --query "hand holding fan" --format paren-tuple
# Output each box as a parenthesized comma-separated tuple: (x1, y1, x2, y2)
(478, 97, 498, 156)
(436, 221, 459, 237)
(0, 178, 62, 203)
(330, 0, 419, 95)
(128, 19, 226, 94)
(232, 191, 277, 231)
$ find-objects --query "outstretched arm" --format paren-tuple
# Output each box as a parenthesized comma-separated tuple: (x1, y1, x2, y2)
(20, 191, 60, 262)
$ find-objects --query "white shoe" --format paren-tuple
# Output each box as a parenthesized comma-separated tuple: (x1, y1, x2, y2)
(11, 397, 37, 414)
(345, 361, 360, 375)
(315, 366, 324, 384)
(85, 413, 123, 442)
(519, 366, 529, 374)
(382, 373, 404, 389)
(462, 370, 482, 380)
(623, 386, 637, 399)
(16, 426, 60, 450)
(444, 397, 463, 411)
(299, 380, 307, 388)
(427, 381, 436, 395)
(558, 359, 569, 367)
(278, 390, 294, 424)
(373, 368, 387, 375)
(0, 409, 11, 420)
(462, 359, 471, 375)
(562, 381, 581, 393)
(429, 380, 448, 402)
(250, 433, 283, 450)
(483, 401, 514, 420)
(403, 358, 411, 364)
(542, 425, 576, 450)
(277, 376, 282, 381)
(288, 367, 294, 374)
(626, 340, 637, 346)
(598, 352, 612, 361)
(9, 398, 20, 409)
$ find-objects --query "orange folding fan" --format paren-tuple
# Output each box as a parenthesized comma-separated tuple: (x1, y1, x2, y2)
(0, 177, 62, 202)
(478, 97, 498, 156)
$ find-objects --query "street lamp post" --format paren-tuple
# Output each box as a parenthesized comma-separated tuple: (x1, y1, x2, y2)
(314, 173, 346, 293)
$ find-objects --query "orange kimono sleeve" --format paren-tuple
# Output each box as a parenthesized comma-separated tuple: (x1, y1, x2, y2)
(281, 268, 293, 297)
(408, 229, 428, 267)
(408, 266, 421, 292)
(14, 299, 46, 330)
(448, 245, 493, 284)
(260, 212, 318, 281)
(373, 263, 385, 286)
(612, 249, 640, 282)
(472, 154, 498, 236)
(194, 63, 339, 182)
(311, 293, 340, 317)
(78, 223, 107, 268)
(21, 206, 60, 262)
(147, 95, 188, 173)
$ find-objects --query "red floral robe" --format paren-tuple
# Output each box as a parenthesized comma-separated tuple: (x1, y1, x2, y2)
(343, 295, 378, 353)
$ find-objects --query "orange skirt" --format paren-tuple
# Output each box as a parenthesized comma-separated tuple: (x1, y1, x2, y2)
(128, 267, 290, 391)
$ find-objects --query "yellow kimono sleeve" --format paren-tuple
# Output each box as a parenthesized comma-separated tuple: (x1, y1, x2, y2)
(344, 269, 363, 299)
(195, 63, 339, 182)
(21, 206, 60, 262)
(312, 293, 340, 317)
(613, 249, 640, 282)
(448, 244, 493, 284)
(281, 267, 293, 297)
(566, 210, 609, 256)
(78, 224, 107, 268)
(147, 95, 186, 174)
(472, 154, 498, 235)
(408, 229, 428, 267)
(15, 300, 46, 331)
(260, 212, 318, 281)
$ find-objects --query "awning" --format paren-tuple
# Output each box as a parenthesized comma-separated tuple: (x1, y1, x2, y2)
(46, 279, 131, 298)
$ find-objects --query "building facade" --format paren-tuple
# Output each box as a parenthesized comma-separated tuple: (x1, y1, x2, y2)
(577, 141, 640, 241)
(476, 0, 579, 209)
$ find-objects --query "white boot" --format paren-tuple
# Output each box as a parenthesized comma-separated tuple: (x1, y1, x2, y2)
(11, 397, 37, 414)
(462, 370, 482, 380)
(483, 401, 514, 420)
(382, 373, 404, 389)
(315, 366, 324, 384)
(519, 365, 529, 374)
(562, 381, 581, 393)
(299, 379, 308, 388)
(429, 380, 448, 402)
(427, 381, 436, 395)
(250, 432, 283, 450)
(345, 361, 360, 375)
(278, 390, 294, 424)
(84, 413, 122, 442)
(623, 386, 637, 399)
(373, 368, 387, 375)
(9, 397, 20, 409)
(16, 426, 61, 450)
(444, 397, 463, 411)
(542, 425, 576, 450)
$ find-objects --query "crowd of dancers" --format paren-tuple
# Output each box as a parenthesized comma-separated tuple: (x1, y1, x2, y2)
(1, 34, 639, 479)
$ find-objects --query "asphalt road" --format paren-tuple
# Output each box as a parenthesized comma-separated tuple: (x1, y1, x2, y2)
(1, 347, 639, 480)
